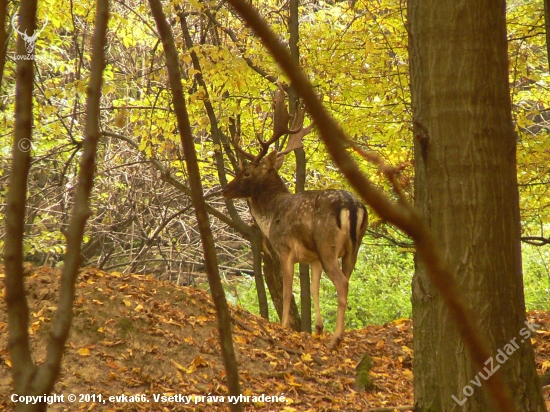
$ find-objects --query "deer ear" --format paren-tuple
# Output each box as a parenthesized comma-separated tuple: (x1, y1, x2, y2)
(274, 153, 285, 170)
(262, 150, 279, 169)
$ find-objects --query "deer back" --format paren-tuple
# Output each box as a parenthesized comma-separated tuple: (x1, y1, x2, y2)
(260, 188, 367, 263)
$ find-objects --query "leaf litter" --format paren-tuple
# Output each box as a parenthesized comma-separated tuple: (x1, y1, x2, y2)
(0, 266, 549, 411)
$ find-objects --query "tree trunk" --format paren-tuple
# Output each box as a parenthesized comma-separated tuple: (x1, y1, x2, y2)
(288, 0, 312, 333)
(409, 0, 545, 410)
(149, 0, 242, 409)
(544, 0, 550, 71)
(251, 226, 269, 319)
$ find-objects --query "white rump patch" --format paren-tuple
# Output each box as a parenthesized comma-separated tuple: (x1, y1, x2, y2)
(356, 208, 365, 235)
(340, 209, 350, 233)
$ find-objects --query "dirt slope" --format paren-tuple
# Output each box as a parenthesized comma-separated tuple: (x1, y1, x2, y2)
(0, 266, 549, 411)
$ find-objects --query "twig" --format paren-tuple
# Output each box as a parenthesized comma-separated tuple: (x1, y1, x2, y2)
(147, 0, 242, 409)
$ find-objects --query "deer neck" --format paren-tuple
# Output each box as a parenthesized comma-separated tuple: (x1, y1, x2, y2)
(249, 173, 289, 236)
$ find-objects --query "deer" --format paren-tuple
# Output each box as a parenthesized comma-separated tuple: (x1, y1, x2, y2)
(222, 88, 368, 348)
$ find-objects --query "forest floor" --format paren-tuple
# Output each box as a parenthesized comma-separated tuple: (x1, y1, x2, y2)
(0, 266, 549, 411)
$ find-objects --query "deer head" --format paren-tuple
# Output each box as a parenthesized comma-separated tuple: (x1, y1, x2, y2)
(222, 86, 311, 200)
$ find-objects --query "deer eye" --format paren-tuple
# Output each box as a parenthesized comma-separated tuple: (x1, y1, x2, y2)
(243, 171, 251, 178)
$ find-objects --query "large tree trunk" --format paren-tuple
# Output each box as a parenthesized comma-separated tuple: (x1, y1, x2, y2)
(409, 0, 545, 411)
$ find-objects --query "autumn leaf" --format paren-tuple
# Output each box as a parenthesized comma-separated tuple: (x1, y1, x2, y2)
(29, 321, 40, 335)
(185, 355, 209, 374)
(234, 335, 248, 344)
(77, 348, 90, 356)
(171, 359, 186, 373)
(301, 353, 313, 363)
(196, 316, 208, 325)
(284, 373, 302, 387)
(105, 361, 119, 369)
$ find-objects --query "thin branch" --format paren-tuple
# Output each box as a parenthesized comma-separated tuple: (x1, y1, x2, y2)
(147, 0, 243, 409)
(35, 0, 109, 399)
(4, 0, 38, 397)
(0, 0, 9, 93)
(101, 131, 244, 235)
(366, 229, 413, 249)
(204, 8, 279, 85)
(521, 236, 550, 246)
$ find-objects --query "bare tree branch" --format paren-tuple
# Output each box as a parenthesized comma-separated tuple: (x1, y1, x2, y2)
(4, 0, 37, 398)
(5, 0, 108, 410)
(521, 236, 550, 246)
(101, 130, 243, 234)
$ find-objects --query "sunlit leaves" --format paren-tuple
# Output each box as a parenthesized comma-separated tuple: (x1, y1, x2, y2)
(507, 0, 550, 235)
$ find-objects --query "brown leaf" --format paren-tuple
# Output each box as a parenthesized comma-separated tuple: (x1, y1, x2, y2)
(105, 361, 119, 369)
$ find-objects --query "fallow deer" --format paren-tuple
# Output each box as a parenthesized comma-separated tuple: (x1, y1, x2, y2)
(222, 89, 367, 348)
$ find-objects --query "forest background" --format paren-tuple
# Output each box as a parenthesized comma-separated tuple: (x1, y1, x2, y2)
(0, 0, 549, 332)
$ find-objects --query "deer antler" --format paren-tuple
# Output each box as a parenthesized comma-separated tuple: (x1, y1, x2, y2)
(252, 86, 304, 162)
(279, 104, 312, 156)
(232, 86, 310, 164)
(232, 133, 256, 161)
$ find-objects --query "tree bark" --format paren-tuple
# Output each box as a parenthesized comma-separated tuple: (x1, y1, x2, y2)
(409, 0, 545, 410)
(288, 0, 311, 334)
(5, 1, 109, 410)
(0, 0, 8, 95)
(5, 0, 38, 400)
(251, 226, 269, 319)
(544, 0, 550, 71)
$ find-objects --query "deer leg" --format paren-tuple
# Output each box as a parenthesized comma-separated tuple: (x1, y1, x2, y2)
(279, 253, 295, 328)
(323, 260, 349, 349)
(310, 260, 323, 335)
(341, 249, 357, 279)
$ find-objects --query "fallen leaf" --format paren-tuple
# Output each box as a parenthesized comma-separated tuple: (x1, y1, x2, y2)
(301, 353, 313, 363)
(77, 348, 90, 356)
(234, 335, 248, 344)
(171, 359, 186, 373)
(105, 361, 119, 369)
(186, 355, 208, 374)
